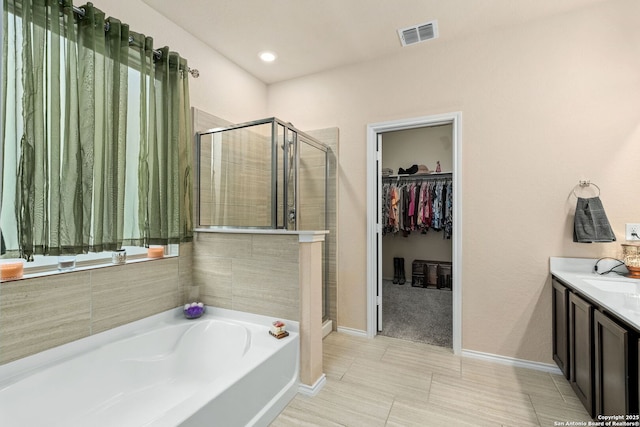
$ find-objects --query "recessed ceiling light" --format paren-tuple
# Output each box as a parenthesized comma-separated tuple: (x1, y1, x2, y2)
(259, 51, 277, 62)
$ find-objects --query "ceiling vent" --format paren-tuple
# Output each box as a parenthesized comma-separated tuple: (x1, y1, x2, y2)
(397, 20, 438, 47)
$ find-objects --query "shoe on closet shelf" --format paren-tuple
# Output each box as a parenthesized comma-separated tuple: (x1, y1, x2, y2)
(398, 164, 418, 175)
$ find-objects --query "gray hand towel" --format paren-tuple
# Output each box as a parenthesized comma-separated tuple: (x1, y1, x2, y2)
(573, 196, 616, 243)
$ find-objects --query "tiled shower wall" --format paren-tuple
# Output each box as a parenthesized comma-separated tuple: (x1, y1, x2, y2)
(199, 126, 272, 227)
(0, 243, 194, 365)
(298, 141, 328, 231)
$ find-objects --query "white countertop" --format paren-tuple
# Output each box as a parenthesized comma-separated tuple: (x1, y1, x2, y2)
(550, 257, 640, 331)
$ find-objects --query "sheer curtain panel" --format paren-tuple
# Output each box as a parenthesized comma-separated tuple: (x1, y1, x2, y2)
(1, 0, 193, 260)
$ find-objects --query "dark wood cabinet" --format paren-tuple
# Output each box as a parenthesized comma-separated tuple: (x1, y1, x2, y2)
(594, 309, 631, 416)
(553, 274, 640, 417)
(569, 292, 594, 417)
(552, 279, 570, 379)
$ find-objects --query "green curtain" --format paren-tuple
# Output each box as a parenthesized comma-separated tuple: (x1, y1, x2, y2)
(148, 47, 193, 245)
(2, 0, 193, 259)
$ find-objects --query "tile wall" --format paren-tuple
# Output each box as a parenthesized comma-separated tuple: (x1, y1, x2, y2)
(193, 232, 300, 321)
(0, 243, 193, 365)
(199, 124, 272, 227)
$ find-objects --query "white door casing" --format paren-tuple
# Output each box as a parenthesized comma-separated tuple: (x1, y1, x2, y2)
(376, 133, 383, 331)
(366, 112, 462, 355)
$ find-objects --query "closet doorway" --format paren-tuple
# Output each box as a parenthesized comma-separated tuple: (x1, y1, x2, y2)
(380, 125, 453, 347)
(366, 112, 462, 354)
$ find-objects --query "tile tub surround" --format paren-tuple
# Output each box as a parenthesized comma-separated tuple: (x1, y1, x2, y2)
(0, 243, 193, 365)
(193, 229, 327, 390)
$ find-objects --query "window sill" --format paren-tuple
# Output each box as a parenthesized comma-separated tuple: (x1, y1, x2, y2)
(0, 245, 179, 283)
(0, 254, 179, 283)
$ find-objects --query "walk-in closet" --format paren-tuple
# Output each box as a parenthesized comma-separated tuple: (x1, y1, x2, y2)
(380, 124, 453, 348)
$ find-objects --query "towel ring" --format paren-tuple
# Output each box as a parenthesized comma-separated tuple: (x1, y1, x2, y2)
(572, 180, 600, 198)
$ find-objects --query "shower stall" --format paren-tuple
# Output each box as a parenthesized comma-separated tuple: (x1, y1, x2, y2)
(197, 118, 328, 231)
(196, 118, 331, 319)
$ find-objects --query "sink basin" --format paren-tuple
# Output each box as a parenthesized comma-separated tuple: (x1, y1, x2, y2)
(583, 278, 640, 294)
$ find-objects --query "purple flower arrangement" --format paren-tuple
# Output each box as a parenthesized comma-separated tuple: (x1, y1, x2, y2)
(184, 302, 205, 319)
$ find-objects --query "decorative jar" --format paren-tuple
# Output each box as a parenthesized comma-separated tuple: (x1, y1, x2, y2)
(621, 243, 640, 278)
(112, 249, 127, 265)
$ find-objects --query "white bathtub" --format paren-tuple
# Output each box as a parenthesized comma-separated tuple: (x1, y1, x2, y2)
(0, 307, 299, 427)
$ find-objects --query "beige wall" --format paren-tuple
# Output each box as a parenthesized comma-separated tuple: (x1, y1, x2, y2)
(267, 0, 640, 363)
(99, 0, 268, 123)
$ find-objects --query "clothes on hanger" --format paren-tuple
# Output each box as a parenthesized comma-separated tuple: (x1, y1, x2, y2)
(382, 177, 453, 239)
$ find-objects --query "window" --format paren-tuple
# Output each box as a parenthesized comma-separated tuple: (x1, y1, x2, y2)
(1, 1, 193, 278)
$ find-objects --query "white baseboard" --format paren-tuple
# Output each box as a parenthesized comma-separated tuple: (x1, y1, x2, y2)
(298, 374, 326, 396)
(336, 326, 368, 337)
(322, 320, 333, 338)
(462, 349, 562, 375)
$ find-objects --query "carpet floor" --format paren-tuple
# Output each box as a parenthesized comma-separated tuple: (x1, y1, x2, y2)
(380, 279, 453, 348)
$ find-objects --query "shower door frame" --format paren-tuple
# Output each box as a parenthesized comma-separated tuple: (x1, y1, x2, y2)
(195, 117, 329, 231)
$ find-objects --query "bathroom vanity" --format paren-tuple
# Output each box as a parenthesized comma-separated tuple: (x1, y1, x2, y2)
(550, 257, 640, 418)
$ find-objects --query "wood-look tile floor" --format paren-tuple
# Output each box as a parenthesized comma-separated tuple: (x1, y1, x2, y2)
(271, 332, 590, 427)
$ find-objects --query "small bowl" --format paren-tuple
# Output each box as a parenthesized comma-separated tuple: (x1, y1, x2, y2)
(183, 303, 205, 319)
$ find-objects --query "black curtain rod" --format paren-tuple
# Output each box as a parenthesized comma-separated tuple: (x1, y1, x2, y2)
(70, 4, 200, 78)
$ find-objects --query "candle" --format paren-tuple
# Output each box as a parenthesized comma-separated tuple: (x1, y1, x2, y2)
(0, 260, 24, 280)
(147, 246, 164, 258)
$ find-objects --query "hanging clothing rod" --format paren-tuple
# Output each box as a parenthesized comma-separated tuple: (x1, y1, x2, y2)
(70, 5, 200, 78)
(383, 172, 452, 181)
